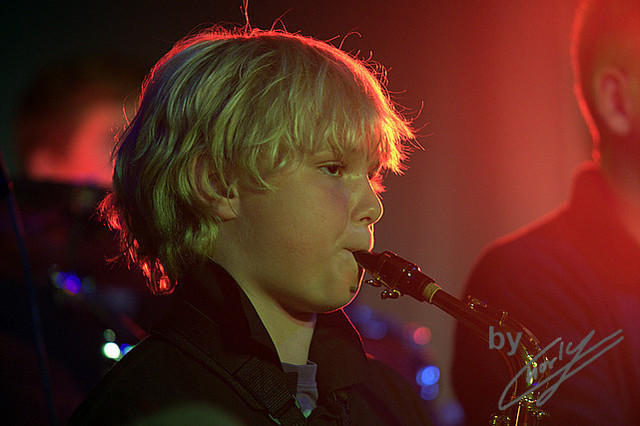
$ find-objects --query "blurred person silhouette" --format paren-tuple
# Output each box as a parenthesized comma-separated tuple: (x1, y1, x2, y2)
(16, 56, 131, 187)
(452, 1, 639, 425)
(0, 53, 159, 424)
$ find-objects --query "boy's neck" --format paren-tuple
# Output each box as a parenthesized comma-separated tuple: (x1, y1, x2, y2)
(246, 291, 317, 365)
(269, 313, 317, 365)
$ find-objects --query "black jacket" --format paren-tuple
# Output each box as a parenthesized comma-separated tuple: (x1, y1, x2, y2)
(70, 261, 433, 425)
(452, 163, 639, 425)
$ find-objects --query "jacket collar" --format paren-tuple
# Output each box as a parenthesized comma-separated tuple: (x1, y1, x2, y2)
(563, 162, 640, 290)
(170, 260, 370, 394)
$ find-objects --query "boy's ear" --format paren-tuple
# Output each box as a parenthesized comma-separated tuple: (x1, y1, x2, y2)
(594, 67, 633, 137)
(196, 154, 240, 221)
(212, 184, 240, 221)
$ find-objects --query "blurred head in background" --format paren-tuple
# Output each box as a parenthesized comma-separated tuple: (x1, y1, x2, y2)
(14, 54, 143, 187)
(572, 0, 640, 169)
(572, 0, 640, 241)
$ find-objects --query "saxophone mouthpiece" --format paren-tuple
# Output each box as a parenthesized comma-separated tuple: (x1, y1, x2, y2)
(352, 250, 379, 270)
(353, 250, 438, 303)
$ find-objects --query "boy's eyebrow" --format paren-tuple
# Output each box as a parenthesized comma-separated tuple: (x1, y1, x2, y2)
(311, 148, 337, 155)
(310, 148, 345, 159)
(308, 150, 339, 161)
(310, 147, 382, 170)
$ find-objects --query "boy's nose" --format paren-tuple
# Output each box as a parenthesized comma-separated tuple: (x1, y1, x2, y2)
(355, 178, 383, 226)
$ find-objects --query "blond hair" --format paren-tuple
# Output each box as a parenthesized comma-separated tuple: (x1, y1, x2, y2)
(101, 27, 415, 294)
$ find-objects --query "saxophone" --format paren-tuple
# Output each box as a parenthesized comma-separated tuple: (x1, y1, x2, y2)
(354, 250, 550, 426)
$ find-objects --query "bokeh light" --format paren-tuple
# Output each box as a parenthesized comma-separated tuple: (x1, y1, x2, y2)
(362, 320, 388, 340)
(420, 383, 439, 401)
(416, 365, 440, 386)
(64, 273, 82, 294)
(103, 329, 116, 342)
(120, 343, 134, 356)
(102, 342, 121, 360)
(350, 305, 373, 323)
(412, 326, 432, 345)
(52, 270, 83, 294)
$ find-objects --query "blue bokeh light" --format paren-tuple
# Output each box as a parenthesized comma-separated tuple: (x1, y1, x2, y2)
(120, 343, 133, 356)
(363, 320, 388, 340)
(350, 305, 373, 323)
(64, 273, 82, 294)
(416, 365, 440, 386)
(439, 400, 465, 425)
(420, 383, 439, 401)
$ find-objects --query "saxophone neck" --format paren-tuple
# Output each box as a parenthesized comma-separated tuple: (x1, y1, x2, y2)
(354, 250, 551, 425)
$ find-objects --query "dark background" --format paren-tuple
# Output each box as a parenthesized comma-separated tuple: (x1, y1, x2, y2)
(1, 0, 589, 418)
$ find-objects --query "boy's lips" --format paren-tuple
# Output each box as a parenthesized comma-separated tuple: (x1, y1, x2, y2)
(344, 243, 372, 255)
(343, 249, 365, 293)
(343, 249, 364, 268)
(351, 266, 365, 293)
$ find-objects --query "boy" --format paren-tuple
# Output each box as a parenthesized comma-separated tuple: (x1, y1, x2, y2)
(70, 27, 432, 425)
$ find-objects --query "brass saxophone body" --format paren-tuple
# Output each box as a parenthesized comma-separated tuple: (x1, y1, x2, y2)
(354, 250, 550, 426)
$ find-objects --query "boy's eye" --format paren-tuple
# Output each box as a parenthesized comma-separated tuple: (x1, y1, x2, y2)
(320, 163, 345, 176)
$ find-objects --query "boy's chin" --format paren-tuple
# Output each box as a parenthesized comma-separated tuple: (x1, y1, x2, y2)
(324, 287, 361, 313)
(302, 291, 357, 314)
